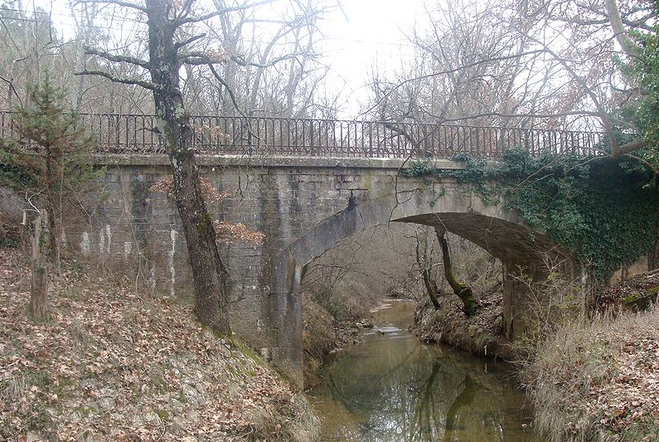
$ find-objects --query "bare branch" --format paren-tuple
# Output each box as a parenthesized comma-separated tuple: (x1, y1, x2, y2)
(173, 33, 206, 51)
(230, 53, 300, 68)
(178, 51, 226, 65)
(173, 0, 277, 26)
(521, 33, 620, 150)
(612, 139, 646, 159)
(74, 0, 147, 13)
(0, 74, 21, 105)
(434, 110, 604, 124)
(75, 70, 157, 90)
(362, 49, 549, 117)
(208, 64, 247, 119)
(84, 46, 151, 69)
(605, 0, 642, 58)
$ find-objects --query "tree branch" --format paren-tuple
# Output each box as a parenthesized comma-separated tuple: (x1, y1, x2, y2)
(362, 49, 550, 117)
(173, 0, 276, 26)
(178, 51, 227, 65)
(0, 74, 21, 105)
(75, 70, 157, 90)
(432, 110, 603, 124)
(611, 139, 646, 158)
(174, 33, 206, 51)
(208, 64, 247, 120)
(605, 0, 642, 58)
(74, 0, 147, 13)
(84, 46, 151, 69)
(230, 53, 300, 68)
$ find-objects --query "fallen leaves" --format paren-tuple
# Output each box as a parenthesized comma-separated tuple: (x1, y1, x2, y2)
(0, 247, 314, 441)
(587, 333, 659, 434)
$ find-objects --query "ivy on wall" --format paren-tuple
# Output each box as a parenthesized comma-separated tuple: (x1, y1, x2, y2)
(403, 149, 658, 280)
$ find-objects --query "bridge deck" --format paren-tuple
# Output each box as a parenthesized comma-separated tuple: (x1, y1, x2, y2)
(0, 111, 604, 159)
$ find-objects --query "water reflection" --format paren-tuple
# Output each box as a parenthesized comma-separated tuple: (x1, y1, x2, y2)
(309, 301, 540, 442)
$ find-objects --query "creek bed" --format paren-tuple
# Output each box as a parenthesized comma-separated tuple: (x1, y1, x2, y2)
(307, 299, 541, 442)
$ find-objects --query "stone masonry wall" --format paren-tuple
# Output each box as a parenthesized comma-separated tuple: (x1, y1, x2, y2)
(64, 155, 419, 354)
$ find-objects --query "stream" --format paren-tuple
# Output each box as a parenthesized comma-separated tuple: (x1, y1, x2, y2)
(308, 300, 541, 442)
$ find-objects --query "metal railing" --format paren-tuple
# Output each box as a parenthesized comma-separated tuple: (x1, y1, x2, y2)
(0, 111, 605, 158)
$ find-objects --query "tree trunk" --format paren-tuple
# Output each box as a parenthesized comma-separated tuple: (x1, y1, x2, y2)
(146, 0, 230, 334)
(422, 268, 441, 310)
(434, 225, 478, 316)
(30, 212, 49, 322)
(415, 231, 441, 310)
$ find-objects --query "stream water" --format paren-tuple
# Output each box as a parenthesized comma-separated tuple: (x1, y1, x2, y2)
(308, 300, 541, 442)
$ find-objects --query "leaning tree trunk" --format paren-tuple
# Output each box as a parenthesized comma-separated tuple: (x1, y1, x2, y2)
(422, 268, 442, 310)
(30, 212, 49, 322)
(434, 225, 478, 316)
(146, 0, 230, 334)
(415, 232, 441, 310)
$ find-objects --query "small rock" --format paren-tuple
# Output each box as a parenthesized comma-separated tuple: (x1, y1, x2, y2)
(182, 384, 199, 405)
(144, 411, 159, 424)
(171, 417, 185, 433)
(98, 397, 115, 411)
(170, 398, 184, 411)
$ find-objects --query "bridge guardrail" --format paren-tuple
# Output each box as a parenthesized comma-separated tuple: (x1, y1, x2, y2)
(0, 111, 605, 158)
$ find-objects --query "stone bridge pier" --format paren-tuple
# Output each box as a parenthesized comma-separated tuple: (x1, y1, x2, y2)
(73, 155, 576, 389)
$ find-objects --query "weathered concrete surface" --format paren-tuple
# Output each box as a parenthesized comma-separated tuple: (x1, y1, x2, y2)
(65, 154, 573, 387)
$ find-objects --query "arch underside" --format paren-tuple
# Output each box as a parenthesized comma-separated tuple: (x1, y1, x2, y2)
(397, 213, 561, 265)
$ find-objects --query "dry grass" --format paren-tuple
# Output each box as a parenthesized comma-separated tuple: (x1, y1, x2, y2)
(525, 309, 659, 442)
(0, 247, 319, 442)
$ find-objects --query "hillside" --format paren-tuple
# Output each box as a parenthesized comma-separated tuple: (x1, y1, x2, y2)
(0, 247, 318, 442)
(525, 272, 659, 442)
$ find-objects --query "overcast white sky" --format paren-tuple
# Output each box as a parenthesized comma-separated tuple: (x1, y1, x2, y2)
(322, 0, 428, 116)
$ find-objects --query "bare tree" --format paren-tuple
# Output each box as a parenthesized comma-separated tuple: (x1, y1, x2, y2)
(413, 227, 441, 310)
(367, 0, 653, 144)
(179, 0, 338, 118)
(77, 0, 268, 334)
(76, 0, 338, 333)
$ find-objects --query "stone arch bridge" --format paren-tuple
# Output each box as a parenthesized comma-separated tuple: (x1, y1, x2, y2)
(1, 112, 596, 387)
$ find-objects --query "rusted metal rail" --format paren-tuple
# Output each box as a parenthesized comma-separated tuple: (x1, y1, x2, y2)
(0, 111, 604, 158)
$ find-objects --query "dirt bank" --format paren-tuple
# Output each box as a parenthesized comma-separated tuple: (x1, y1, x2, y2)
(301, 278, 385, 389)
(410, 291, 515, 360)
(0, 247, 319, 442)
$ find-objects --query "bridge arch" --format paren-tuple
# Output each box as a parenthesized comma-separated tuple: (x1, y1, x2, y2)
(268, 186, 573, 387)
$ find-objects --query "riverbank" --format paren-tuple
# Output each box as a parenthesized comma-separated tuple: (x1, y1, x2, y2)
(524, 308, 659, 442)
(522, 272, 659, 442)
(0, 247, 318, 441)
(302, 285, 383, 389)
(411, 276, 659, 442)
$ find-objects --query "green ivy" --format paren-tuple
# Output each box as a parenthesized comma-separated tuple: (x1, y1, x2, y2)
(405, 149, 658, 280)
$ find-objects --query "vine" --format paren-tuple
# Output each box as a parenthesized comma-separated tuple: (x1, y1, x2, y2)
(403, 149, 658, 280)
